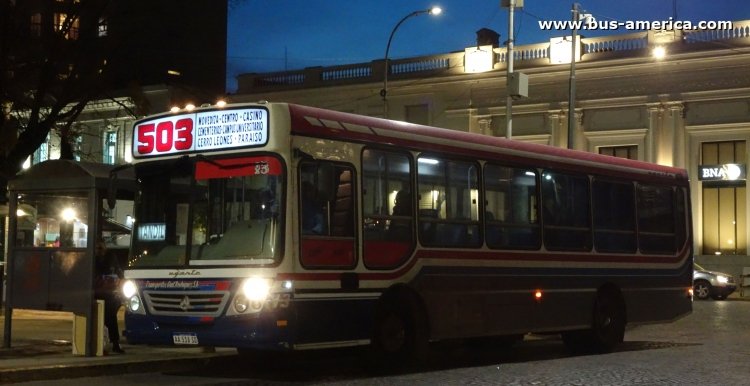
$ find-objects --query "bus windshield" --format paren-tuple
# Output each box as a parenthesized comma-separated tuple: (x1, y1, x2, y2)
(128, 155, 284, 267)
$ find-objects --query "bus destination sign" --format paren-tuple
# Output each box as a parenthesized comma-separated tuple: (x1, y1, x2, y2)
(133, 108, 268, 158)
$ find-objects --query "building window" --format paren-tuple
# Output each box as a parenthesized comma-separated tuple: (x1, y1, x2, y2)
(33, 134, 50, 166)
(405, 104, 429, 125)
(103, 131, 117, 164)
(73, 135, 83, 161)
(599, 145, 637, 160)
(98, 18, 108, 37)
(54, 13, 79, 40)
(701, 140, 746, 255)
(30, 13, 42, 36)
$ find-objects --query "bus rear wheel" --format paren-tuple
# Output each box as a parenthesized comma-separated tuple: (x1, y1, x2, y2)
(563, 288, 626, 354)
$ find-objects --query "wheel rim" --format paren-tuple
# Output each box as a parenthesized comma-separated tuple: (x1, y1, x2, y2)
(694, 283, 710, 299)
(593, 292, 624, 347)
(378, 313, 406, 353)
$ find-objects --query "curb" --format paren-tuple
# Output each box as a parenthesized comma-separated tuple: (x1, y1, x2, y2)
(0, 348, 233, 384)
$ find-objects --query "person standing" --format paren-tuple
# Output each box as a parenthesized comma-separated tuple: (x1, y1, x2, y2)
(94, 239, 125, 354)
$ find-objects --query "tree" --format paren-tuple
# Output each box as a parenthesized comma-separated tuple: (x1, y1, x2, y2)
(0, 0, 114, 202)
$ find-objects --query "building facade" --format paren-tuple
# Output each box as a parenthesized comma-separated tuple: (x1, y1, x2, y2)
(231, 22, 750, 276)
(1, 1, 227, 261)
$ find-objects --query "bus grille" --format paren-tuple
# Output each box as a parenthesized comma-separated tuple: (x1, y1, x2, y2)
(144, 290, 229, 317)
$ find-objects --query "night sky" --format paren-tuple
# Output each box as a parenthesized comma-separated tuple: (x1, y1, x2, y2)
(226, 0, 750, 91)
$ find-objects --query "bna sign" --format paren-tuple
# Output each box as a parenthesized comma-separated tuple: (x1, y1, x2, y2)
(698, 164, 746, 181)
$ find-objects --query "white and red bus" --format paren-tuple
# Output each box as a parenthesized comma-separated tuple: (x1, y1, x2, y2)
(119, 102, 693, 357)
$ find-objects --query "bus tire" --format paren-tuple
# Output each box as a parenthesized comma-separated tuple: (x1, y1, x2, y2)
(371, 295, 428, 366)
(589, 287, 626, 352)
(563, 287, 625, 354)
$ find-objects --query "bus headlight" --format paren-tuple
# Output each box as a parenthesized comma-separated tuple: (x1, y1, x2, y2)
(241, 277, 271, 302)
(122, 280, 138, 298)
(128, 295, 142, 312)
(233, 295, 249, 313)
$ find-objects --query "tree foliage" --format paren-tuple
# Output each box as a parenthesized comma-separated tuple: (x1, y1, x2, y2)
(0, 0, 114, 201)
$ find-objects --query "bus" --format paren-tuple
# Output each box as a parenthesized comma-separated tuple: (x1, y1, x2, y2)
(118, 101, 693, 359)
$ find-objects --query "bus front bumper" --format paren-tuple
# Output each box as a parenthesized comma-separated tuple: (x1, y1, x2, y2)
(124, 311, 295, 351)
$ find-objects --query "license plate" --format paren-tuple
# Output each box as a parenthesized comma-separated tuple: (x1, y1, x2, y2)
(173, 333, 199, 345)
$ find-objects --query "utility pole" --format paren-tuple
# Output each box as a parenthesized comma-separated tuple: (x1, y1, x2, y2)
(502, 0, 524, 139)
(567, 3, 580, 150)
(506, 0, 515, 139)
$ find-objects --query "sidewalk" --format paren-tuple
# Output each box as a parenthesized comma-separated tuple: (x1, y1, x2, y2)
(0, 309, 233, 384)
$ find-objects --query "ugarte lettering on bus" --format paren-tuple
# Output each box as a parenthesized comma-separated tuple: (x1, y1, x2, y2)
(168, 269, 201, 279)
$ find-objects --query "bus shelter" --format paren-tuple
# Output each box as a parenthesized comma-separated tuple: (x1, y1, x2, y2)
(3, 160, 134, 356)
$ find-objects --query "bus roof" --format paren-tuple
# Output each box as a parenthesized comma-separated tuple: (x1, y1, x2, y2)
(286, 103, 688, 182)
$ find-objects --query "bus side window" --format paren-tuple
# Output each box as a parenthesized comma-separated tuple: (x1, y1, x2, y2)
(299, 161, 356, 268)
(417, 156, 481, 248)
(362, 149, 414, 269)
(541, 171, 592, 251)
(592, 179, 636, 253)
(484, 164, 541, 250)
(637, 184, 676, 255)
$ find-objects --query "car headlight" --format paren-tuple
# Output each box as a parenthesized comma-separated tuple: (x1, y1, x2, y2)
(717, 275, 729, 284)
(241, 277, 272, 302)
(122, 279, 138, 298)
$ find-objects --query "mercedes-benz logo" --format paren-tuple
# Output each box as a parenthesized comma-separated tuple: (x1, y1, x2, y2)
(179, 295, 191, 311)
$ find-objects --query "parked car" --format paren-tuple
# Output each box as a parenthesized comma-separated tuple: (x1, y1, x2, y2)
(693, 263, 737, 300)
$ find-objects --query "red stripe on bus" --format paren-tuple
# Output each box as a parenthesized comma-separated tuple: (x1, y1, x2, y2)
(278, 245, 690, 282)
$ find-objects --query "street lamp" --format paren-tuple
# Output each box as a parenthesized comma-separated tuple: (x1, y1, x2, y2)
(381, 6, 442, 118)
(567, 3, 593, 149)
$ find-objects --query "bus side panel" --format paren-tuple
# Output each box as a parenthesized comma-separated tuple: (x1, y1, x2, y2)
(414, 263, 692, 341)
(292, 297, 376, 346)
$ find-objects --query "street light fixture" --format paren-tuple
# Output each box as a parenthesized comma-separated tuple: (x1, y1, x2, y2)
(381, 6, 442, 118)
(652, 46, 667, 60)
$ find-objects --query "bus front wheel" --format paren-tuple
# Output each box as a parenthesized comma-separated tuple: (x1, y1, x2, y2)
(371, 296, 428, 365)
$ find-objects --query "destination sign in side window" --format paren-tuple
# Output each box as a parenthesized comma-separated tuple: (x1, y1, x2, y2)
(132, 108, 269, 158)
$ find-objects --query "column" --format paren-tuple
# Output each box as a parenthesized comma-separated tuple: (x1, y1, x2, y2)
(646, 103, 663, 164)
(477, 117, 493, 136)
(573, 109, 584, 151)
(665, 102, 685, 168)
(547, 110, 564, 148)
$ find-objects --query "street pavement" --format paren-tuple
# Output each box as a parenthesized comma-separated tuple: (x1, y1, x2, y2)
(1, 294, 749, 384)
(0, 309, 233, 384)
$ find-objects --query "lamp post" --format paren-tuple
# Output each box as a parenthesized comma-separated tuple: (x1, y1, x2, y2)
(505, 0, 516, 139)
(381, 6, 442, 118)
(567, 2, 580, 150)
